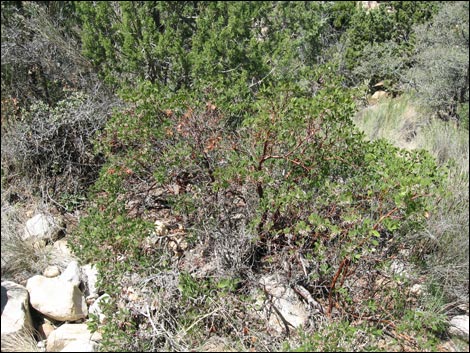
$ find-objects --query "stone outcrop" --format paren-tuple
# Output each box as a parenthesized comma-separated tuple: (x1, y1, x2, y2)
(449, 315, 469, 342)
(60, 260, 81, 287)
(26, 262, 88, 322)
(361, 1, 379, 11)
(43, 265, 61, 278)
(1, 236, 103, 351)
(81, 264, 99, 300)
(1, 281, 33, 336)
(53, 238, 73, 257)
(258, 275, 310, 333)
(23, 213, 63, 242)
(60, 340, 97, 352)
(1, 262, 102, 351)
(369, 90, 388, 105)
(46, 323, 100, 352)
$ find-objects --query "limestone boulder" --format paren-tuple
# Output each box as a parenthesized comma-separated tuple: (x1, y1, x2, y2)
(361, 1, 379, 10)
(81, 264, 99, 300)
(26, 261, 88, 321)
(43, 265, 61, 278)
(23, 213, 63, 241)
(449, 315, 469, 342)
(61, 341, 97, 352)
(369, 90, 388, 105)
(53, 238, 73, 257)
(1, 281, 33, 335)
(258, 275, 309, 333)
(60, 260, 81, 287)
(46, 323, 100, 352)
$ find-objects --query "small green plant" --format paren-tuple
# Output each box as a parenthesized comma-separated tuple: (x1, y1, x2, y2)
(178, 272, 212, 301)
(284, 320, 383, 352)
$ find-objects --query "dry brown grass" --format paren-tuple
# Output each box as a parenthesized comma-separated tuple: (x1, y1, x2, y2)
(1, 193, 77, 284)
(0, 327, 40, 352)
(354, 93, 469, 307)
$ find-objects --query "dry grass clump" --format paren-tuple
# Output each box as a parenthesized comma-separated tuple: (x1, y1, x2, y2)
(354, 93, 469, 308)
(1, 197, 76, 284)
(354, 94, 423, 149)
(415, 172, 469, 307)
(1, 327, 40, 352)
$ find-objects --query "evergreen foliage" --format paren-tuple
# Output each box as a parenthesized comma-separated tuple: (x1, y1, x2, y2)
(1, 1, 468, 352)
(342, 1, 440, 88)
(405, 1, 469, 126)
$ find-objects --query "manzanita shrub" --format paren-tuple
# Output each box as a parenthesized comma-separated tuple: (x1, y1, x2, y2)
(70, 71, 444, 350)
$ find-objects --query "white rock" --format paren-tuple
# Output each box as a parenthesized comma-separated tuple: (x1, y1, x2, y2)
(43, 265, 61, 278)
(60, 261, 81, 286)
(269, 295, 309, 332)
(369, 91, 388, 105)
(23, 213, 61, 241)
(258, 275, 309, 333)
(47, 323, 98, 352)
(37, 339, 47, 352)
(39, 319, 55, 338)
(361, 1, 379, 11)
(81, 264, 99, 299)
(60, 340, 97, 352)
(53, 238, 72, 257)
(26, 275, 87, 322)
(449, 315, 469, 342)
(390, 259, 410, 278)
(1, 281, 33, 335)
(154, 220, 168, 236)
(409, 284, 424, 296)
